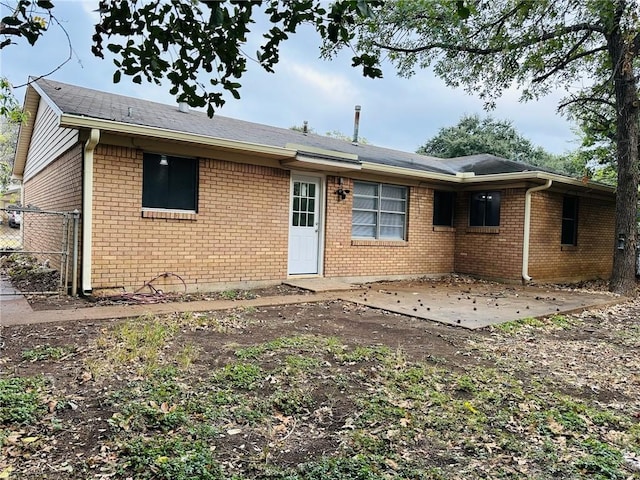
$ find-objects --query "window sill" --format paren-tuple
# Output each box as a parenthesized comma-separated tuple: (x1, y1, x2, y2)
(465, 226, 500, 234)
(561, 244, 578, 251)
(433, 226, 455, 232)
(351, 239, 408, 247)
(142, 210, 197, 221)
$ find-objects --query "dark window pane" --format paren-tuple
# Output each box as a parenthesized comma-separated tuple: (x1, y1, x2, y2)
(561, 196, 578, 245)
(469, 192, 487, 226)
(143, 153, 197, 211)
(308, 213, 314, 227)
(293, 213, 299, 226)
(469, 191, 500, 227)
(485, 192, 501, 226)
(433, 191, 455, 226)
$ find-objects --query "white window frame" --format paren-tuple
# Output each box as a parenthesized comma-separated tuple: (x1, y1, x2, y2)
(352, 181, 407, 240)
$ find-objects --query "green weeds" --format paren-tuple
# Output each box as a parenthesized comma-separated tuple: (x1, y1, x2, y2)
(21, 345, 76, 361)
(0, 376, 47, 424)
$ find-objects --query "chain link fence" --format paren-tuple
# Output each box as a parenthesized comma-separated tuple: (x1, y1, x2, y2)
(0, 206, 80, 295)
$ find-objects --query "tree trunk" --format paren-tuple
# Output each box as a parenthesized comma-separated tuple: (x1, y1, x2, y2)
(608, 21, 639, 296)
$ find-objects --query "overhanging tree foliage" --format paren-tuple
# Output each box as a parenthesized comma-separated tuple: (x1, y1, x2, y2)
(418, 114, 585, 176)
(336, 0, 639, 295)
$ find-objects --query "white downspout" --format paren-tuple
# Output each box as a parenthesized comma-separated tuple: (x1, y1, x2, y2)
(82, 129, 100, 294)
(522, 179, 552, 283)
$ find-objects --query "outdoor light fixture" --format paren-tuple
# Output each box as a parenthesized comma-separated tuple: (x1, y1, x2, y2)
(335, 177, 350, 201)
(617, 233, 626, 250)
(159, 154, 169, 166)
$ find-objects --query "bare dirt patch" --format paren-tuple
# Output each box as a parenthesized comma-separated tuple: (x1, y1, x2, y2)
(1, 294, 639, 479)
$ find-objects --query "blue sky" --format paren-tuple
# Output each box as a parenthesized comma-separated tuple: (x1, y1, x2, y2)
(1, 1, 580, 155)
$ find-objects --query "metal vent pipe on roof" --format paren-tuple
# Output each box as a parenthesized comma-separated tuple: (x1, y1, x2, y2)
(178, 102, 189, 113)
(352, 105, 361, 144)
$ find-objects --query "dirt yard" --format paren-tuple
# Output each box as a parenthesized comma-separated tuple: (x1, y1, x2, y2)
(1, 293, 639, 479)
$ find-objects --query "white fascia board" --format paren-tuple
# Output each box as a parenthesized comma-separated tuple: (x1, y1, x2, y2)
(285, 143, 359, 162)
(460, 171, 616, 194)
(361, 161, 463, 183)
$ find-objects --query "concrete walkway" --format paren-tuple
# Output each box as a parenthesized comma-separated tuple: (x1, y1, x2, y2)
(0, 278, 625, 330)
(0, 274, 33, 319)
(0, 291, 340, 326)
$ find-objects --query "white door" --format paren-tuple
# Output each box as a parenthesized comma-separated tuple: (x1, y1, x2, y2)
(288, 176, 321, 274)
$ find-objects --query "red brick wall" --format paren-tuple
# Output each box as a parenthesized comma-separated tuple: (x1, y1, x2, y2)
(22, 143, 617, 291)
(454, 188, 525, 281)
(528, 191, 614, 281)
(323, 176, 455, 278)
(90, 145, 290, 291)
(22, 144, 83, 279)
(454, 188, 615, 282)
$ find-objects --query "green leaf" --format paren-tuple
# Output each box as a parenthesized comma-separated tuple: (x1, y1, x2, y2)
(113, 70, 121, 83)
(36, 0, 55, 9)
(456, 1, 471, 19)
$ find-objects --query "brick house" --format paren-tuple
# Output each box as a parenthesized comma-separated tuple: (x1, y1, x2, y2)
(12, 79, 616, 294)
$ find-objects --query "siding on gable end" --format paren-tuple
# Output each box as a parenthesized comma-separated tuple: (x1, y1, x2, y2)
(23, 97, 78, 182)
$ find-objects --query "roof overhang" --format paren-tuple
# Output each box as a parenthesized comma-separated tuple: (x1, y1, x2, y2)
(59, 114, 298, 160)
(12, 83, 43, 178)
(360, 162, 615, 195)
(281, 143, 362, 171)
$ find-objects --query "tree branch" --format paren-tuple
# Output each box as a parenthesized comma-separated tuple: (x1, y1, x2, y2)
(373, 22, 606, 56)
(13, 14, 74, 88)
(558, 96, 616, 110)
(532, 45, 609, 84)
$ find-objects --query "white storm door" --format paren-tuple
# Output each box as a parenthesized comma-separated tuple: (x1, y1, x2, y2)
(288, 176, 321, 274)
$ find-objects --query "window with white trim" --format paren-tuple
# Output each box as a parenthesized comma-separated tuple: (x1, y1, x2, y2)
(142, 153, 198, 211)
(352, 181, 407, 240)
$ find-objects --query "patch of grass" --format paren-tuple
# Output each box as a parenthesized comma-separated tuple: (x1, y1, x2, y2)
(269, 387, 315, 416)
(335, 345, 392, 363)
(494, 317, 545, 333)
(21, 344, 76, 361)
(548, 314, 577, 330)
(175, 344, 200, 369)
(454, 374, 477, 393)
(211, 362, 264, 390)
(283, 354, 321, 375)
(0, 376, 47, 424)
(91, 315, 196, 374)
(234, 335, 337, 360)
(573, 438, 625, 479)
(119, 436, 229, 480)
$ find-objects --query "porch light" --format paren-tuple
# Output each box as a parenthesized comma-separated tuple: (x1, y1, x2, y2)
(617, 233, 626, 250)
(159, 154, 169, 166)
(335, 177, 350, 201)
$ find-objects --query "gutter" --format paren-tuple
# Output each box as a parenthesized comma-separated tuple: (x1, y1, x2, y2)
(82, 128, 100, 294)
(60, 114, 297, 160)
(522, 179, 552, 283)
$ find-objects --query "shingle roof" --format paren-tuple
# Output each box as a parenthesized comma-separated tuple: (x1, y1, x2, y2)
(35, 78, 546, 176)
